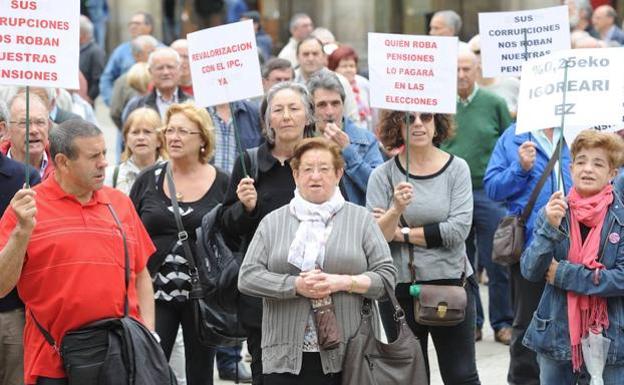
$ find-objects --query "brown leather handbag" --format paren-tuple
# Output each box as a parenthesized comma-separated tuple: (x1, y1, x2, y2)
(413, 283, 467, 326)
(401, 215, 468, 327)
(342, 278, 428, 385)
(492, 146, 560, 266)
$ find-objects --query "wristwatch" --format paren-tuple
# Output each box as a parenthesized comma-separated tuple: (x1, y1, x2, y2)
(400, 227, 410, 243)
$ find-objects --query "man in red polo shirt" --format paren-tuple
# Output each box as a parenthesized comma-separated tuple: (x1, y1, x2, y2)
(0, 119, 156, 385)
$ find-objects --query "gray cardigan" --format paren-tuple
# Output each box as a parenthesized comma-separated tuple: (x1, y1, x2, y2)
(366, 155, 474, 283)
(238, 202, 397, 375)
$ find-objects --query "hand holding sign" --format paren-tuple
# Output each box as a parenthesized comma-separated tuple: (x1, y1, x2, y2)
(518, 141, 537, 171)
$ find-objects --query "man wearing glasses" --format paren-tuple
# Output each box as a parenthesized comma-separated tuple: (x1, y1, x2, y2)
(99, 11, 157, 106)
(0, 91, 54, 180)
(0, 99, 41, 385)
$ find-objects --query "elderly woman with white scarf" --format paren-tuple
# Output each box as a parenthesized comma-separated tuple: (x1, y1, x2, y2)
(238, 137, 397, 385)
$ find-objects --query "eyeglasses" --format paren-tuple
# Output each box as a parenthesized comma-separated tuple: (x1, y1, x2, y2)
(299, 165, 334, 176)
(405, 113, 434, 125)
(164, 127, 201, 137)
(9, 119, 48, 129)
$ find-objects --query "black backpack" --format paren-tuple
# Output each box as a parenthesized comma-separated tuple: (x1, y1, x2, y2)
(195, 148, 259, 313)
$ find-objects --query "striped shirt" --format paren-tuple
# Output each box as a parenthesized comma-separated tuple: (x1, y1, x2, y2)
(209, 107, 238, 174)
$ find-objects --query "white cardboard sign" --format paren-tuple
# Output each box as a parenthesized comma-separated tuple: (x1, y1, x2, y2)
(0, 0, 80, 89)
(188, 20, 263, 107)
(478, 5, 570, 78)
(368, 33, 458, 114)
(563, 124, 624, 145)
(516, 48, 624, 134)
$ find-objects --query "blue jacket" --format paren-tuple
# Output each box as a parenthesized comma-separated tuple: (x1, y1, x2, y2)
(484, 124, 572, 247)
(99, 42, 135, 106)
(341, 118, 383, 206)
(521, 194, 624, 364)
(230, 100, 264, 150)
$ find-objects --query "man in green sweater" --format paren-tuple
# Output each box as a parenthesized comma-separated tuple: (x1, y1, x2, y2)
(442, 48, 513, 346)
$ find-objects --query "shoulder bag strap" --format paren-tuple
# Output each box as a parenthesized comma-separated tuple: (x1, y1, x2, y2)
(112, 165, 120, 188)
(399, 215, 418, 284)
(165, 162, 197, 272)
(361, 276, 405, 318)
(32, 202, 131, 350)
(520, 144, 561, 223)
(107, 204, 130, 317)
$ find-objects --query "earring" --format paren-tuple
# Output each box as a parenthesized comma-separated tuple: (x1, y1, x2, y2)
(201, 147, 205, 153)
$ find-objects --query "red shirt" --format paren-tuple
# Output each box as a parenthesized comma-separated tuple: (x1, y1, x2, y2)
(0, 176, 155, 384)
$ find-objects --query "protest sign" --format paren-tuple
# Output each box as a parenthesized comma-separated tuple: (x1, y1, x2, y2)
(0, 0, 80, 89)
(516, 48, 624, 134)
(188, 20, 263, 107)
(478, 6, 570, 78)
(368, 33, 457, 114)
(563, 124, 624, 145)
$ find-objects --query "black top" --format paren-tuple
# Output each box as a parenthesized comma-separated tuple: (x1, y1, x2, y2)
(0, 154, 40, 312)
(220, 142, 296, 328)
(130, 162, 229, 276)
(221, 142, 297, 248)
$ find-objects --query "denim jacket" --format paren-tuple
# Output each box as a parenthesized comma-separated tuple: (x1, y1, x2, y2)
(521, 192, 624, 363)
(341, 118, 383, 206)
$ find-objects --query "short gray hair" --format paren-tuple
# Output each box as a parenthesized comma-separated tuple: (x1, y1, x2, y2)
(306, 70, 345, 103)
(261, 58, 294, 79)
(263, 82, 314, 145)
(289, 13, 311, 32)
(147, 47, 181, 68)
(434, 10, 462, 35)
(131, 34, 158, 57)
(79, 15, 94, 38)
(49, 119, 102, 162)
(0, 100, 9, 123)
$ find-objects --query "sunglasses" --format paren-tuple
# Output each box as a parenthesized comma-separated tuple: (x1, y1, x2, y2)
(405, 113, 434, 125)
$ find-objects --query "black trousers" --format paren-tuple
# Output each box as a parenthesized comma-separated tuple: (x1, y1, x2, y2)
(507, 263, 545, 385)
(263, 353, 341, 385)
(156, 300, 215, 385)
(35, 378, 67, 385)
(379, 278, 481, 385)
(239, 294, 264, 385)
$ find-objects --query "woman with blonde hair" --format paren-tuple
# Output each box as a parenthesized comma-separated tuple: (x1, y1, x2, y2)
(105, 107, 164, 194)
(130, 102, 228, 385)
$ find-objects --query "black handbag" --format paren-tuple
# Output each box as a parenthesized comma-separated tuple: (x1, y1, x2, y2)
(195, 203, 243, 313)
(165, 163, 246, 347)
(32, 204, 176, 385)
(492, 145, 560, 266)
(342, 278, 428, 385)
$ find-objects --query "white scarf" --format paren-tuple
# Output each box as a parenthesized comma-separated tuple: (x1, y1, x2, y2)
(287, 188, 345, 271)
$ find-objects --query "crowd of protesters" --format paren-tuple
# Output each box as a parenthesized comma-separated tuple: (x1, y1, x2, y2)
(2, 1, 624, 384)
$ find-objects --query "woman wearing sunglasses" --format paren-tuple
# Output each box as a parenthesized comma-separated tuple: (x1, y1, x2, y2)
(366, 110, 480, 384)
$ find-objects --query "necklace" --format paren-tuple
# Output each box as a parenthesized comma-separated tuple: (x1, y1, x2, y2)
(176, 191, 184, 201)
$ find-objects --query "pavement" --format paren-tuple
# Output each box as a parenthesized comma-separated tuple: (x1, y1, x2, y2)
(95, 100, 510, 385)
